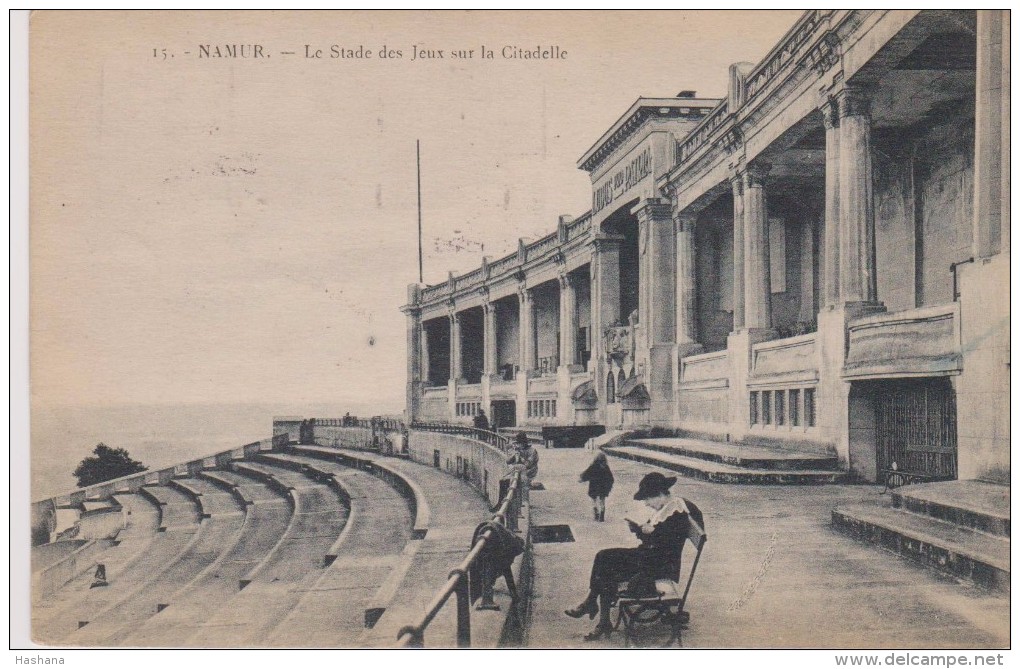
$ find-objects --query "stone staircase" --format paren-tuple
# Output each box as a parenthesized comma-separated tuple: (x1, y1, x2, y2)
(832, 480, 1010, 593)
(604, 436, 846, 484)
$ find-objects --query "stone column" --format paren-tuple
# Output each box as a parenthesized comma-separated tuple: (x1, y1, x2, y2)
(743, 163, 773, 330)
(419, 322, 430, 385)
(449, 311, 461, 381)
(592, 236, 622, 335)
(404, 285, 423, 425)
(836, 86, 878, 305)
(675, 209, 703, 357)
(518, 287, 535, 373)
(483, 301, 498, 375)
(730, 174, 746, 330)
(974, 10, 1008, 258)
(822, 97, 841, 306)
(591, 234, 623, 421)
(559, 273, 577, 368)
(447, 310, 459, 421)
(634, 198, 677, 425)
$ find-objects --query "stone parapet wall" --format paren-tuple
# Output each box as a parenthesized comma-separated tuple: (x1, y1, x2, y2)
(407, 430, 509, 506)
(30, 434, 286, 546)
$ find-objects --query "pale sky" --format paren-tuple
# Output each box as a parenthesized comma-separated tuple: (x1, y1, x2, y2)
(30, 10, 801, 411)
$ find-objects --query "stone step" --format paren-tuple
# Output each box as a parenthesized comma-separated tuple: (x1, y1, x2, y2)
(892, 480, 1010, 538)
(605, 445, 845, 485)
(626, 437, 839, 471)
(832, 502, 1009, 593)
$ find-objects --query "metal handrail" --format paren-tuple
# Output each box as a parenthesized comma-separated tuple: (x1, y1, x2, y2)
(410, 422, 513, 453)
(395, 467, 523, 647)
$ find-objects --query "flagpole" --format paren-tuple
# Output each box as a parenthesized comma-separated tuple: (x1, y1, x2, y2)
(417, 139, 423, 284)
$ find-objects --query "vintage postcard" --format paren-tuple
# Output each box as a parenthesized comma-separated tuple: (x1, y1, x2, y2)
(25, 9, 1010, 655)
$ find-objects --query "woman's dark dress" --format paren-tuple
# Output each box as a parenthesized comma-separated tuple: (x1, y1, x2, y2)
(588, 501, 689, 599)
(579, 461, 614, 499)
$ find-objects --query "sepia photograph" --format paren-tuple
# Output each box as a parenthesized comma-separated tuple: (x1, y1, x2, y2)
(19, 9, 1011, 656)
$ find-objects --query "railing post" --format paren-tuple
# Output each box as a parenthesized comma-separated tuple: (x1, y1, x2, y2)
(477, 555, 500, 611)
(455, 573, 471, 647)
(507, 480, 520, 533)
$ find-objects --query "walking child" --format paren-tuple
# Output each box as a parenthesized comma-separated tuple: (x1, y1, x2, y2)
(579, 451, 614, 522)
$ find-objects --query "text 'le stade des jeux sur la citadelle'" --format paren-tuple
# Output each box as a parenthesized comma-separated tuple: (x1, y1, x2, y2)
(151, 44, 568, 61)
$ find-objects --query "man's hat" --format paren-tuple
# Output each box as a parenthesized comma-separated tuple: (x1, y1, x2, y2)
(634, 472, 678, 500)
(515, 431, 529, 446)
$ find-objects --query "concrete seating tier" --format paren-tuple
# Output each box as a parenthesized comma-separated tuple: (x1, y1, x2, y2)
(291, 447, 492, 648)
(67, 478, 249, 645)
(139, 485, 203, 531)
(180, 460, 350, 647)
(832, 480, 1010, 593)
(199, 469, 287, 504)
(33, 488, 203, 644)
(256, 451, 417, 646)
(605, 437, 844, 485)
(32, 493, 162, 607)
(118, 470, 296, 647)
(35, 446, 496, 648)
(170, 477, 247, 518)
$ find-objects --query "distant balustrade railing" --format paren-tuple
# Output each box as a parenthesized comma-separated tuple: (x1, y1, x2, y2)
(395, 465, 524, 648)
(410, 422, 512, 453)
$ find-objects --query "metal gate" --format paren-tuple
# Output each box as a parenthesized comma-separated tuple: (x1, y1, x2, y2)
(875, 378, 957, 480)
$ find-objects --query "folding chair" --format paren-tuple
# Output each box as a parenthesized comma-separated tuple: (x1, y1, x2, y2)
(613, 499, 707, 647)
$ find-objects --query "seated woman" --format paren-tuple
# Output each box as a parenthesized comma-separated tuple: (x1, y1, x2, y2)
(564, 471, 690, 640)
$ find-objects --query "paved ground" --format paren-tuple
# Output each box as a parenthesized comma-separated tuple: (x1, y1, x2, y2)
(526, 448, 1009, 649)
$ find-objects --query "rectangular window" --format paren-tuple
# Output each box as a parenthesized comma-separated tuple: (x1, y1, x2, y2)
(762, 391, 772, 425)
(552, 400, 557, 417)
(804, 388, 816, 427)
(775, 391, 785, 426)
(789, 389, 800, 426)
(750, 391, 759, 424)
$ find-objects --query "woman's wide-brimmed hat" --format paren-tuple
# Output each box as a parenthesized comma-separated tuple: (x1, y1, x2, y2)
(633, 472, 678, 500)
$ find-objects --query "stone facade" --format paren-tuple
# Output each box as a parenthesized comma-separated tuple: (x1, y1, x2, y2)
(402, 10, 1009, 483)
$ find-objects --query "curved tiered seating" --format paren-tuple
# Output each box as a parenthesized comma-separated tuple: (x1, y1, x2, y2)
(180, 460, 350, 647)
(67, 478, 247, 645)
(258, 452, 416, 646)
(116, 469, 294, 647)
(308, 448, 493, 648)
(33, 489, 194, 644)
(32, 492, 160, 609)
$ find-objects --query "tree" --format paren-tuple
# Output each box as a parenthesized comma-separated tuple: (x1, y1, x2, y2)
(73, 443, 147, 488)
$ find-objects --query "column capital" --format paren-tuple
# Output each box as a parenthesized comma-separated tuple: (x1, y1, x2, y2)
(834, 84, 872, 119)
(631, 197, 673, 223)
(673, 208, 698, 233)
(728, 171, 745, 195)
(591, 233, 625, 252)
(820, 96, 840, 129)
(516, 282, 531, 303)
(743, 161, 772, 188)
